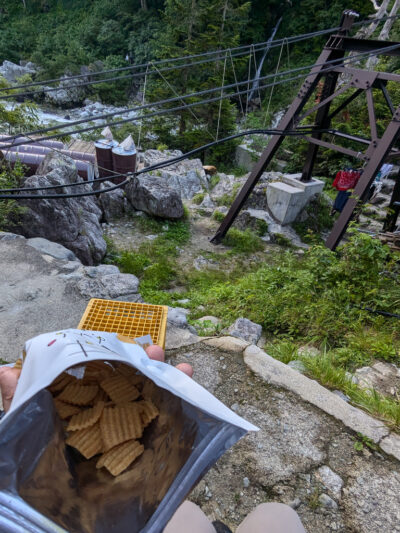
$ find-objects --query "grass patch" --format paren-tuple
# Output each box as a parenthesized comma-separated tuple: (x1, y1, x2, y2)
(117, 251, 150, 277)
(212, 210, 226, 222)
(133, 214, 165, 234)
(209, 174, 220, 189)
(192, 192, 205, 205)
(178, 230, 400, 348)
(215, 182, 241, 206)
(107, 218, 191, 298)
(267, 339, 400, 431)
(292, 194, 334, 244)
(223, 228, 264, 254)
(273, 233, 294, 248)
(191, 319, 222, 336)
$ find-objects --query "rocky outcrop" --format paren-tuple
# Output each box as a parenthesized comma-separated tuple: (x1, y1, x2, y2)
(142, 149, 208, 200)
(0, 235, 142, 362)
(354, 362, 400, 397)
(44, 75, 87, 107)
(0, 60, 36, 82)
(98, 181, 133, 222)
(69, 264, 141, 301)
(225, 317, 262, 345)
(125, 173, 184, 219)
(19, 153, 106, 265)
(209, 173, 236, 202)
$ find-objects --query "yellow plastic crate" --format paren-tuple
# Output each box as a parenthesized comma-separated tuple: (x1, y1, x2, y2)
(77, 298, 168, 348)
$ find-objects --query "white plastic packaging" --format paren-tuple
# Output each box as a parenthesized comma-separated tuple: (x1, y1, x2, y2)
(0, 329, 258, 532)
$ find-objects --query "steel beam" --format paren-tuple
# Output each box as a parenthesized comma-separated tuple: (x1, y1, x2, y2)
(211, 9, 400, 247)
(326, 105, 400, 250)
(326, 129, 370, 145)
(327, 88, 363, 120)
(329, 36, 400, 56)
(210, 44, 338, 244)
(302, 136, 368, 160)
(332, 66, 400, 83)
(379, 80, 395, 115)
(366, 88, 378, 141)
(298, 81, 352, 122)
(300, 63, 344, 182)
(383, 170, 400, 231)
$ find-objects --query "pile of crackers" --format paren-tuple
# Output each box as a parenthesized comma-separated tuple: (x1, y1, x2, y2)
(48, 361, 159, 477)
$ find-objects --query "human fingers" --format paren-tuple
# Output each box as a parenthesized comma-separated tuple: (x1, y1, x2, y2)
(145, 345, 165, 362)
(0, 367, 21, 413)
(144, 346, 193, 377)
(175, 363, 193, 378)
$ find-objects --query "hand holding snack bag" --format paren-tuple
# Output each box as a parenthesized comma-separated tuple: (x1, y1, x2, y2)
(0, 329, 258, 533)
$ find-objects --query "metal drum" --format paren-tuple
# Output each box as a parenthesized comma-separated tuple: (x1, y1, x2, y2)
(95, 139, 118, 178)
(111, 145, 137, 185)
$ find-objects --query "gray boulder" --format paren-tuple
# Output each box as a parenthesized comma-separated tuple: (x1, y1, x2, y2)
(226, 317, 262, 344)
(98, 181, 133, 221)
(210, 173, 235, 201)
(143, 149, 183, 168)
(75, 270, 140, 301)
(125, 174, 184, 219)
(19, 153, 106, 265)
(44, 75, 87, 107)
(0, 60, 36, 82)
(199, 193, 216, 209)
(142, 149, 208, 199)
(243, 183, 269, 210)
(26, 237, 77, 261)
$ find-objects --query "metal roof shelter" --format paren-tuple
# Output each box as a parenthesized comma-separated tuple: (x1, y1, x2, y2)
(211, 10, 400, 250)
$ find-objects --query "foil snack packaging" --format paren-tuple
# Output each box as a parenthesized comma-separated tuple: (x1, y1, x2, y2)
(0, 329, 258, 532)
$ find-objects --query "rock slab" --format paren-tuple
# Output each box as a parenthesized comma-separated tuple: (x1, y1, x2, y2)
(19, 153, 106, 265)
(226, 318, 262, 344)
(125, 174, 184, 219)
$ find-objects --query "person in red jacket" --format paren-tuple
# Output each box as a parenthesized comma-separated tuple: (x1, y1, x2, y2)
(330, 168, 361, 216)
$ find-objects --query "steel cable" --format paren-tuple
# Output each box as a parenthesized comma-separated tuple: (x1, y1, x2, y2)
(2, 39, 400, 150)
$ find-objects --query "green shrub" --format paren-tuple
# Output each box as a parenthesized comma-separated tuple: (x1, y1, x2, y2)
(223, 228, 264, 254)
(117, 251, 150, 277)
(0, 161, 26, 230)
(293, 194, 334, 244)
(212, 210, 226, 222)
(192, 192, 205, 205)
(209, 174, 220, 190)
(255, 219, 269, 236)
(273, 233, 293, 247)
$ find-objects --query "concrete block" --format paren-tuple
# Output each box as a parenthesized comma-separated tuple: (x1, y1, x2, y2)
(282, 175, 324, 203)
(266, 182, 304, 224)
(235, 144, 260, 172)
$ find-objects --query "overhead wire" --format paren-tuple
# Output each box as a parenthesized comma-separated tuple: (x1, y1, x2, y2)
(0, 29, 345, 102)
(1, 12, 397, 102)
(0, 127, 325, 198)
(1, 22, 400, 198)
(2, 39, 400, 151)
(0, 25, 345, 95)
(0, 10, 397, 99)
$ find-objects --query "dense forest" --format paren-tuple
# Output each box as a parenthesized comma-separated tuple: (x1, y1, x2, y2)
(0, 0, 397, 167)
(0, 1, 373, 74)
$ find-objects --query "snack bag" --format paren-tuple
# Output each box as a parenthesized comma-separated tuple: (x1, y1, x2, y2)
(0, 329, 258, 533)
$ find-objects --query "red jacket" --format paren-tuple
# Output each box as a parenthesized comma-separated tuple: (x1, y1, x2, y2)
(332, 170, 361, 191)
